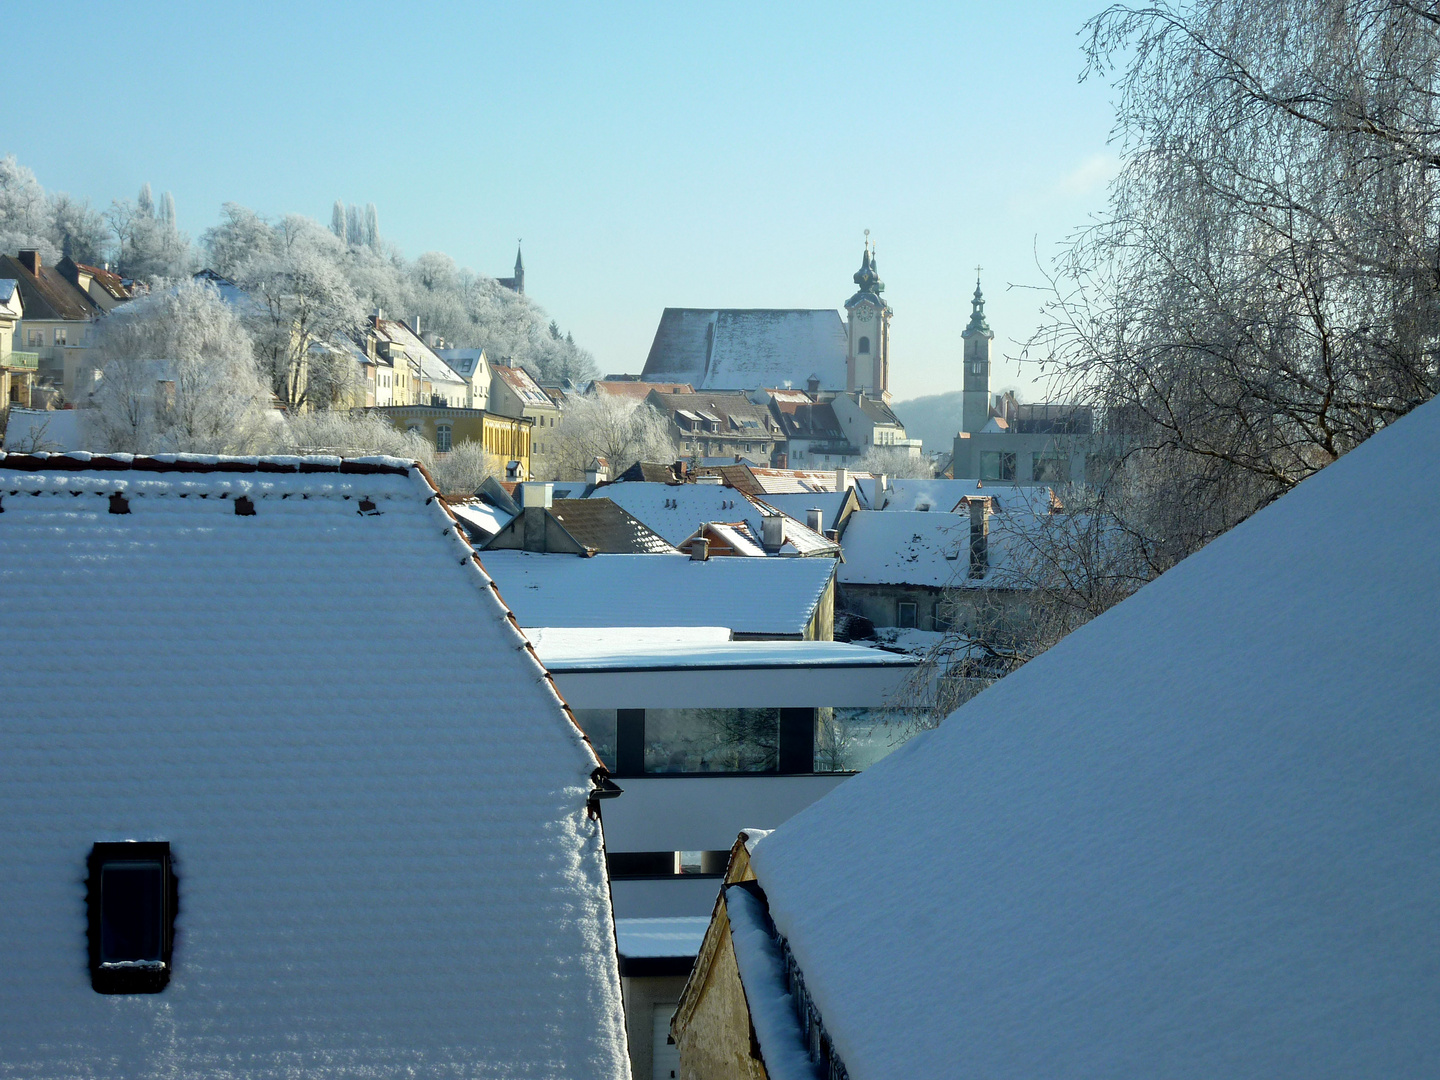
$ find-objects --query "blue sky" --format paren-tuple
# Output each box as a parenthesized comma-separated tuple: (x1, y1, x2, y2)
(9, 1, 1118, 402)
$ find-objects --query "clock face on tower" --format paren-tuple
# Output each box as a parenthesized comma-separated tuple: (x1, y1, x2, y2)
(853, 306, 873, 323)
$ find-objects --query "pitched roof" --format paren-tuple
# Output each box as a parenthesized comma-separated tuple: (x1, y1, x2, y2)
(756, 490, 852, 532)
(746, 397, 1440, 1079)
(550, 497, 680, 554)
(493, 363, 556, 406)
(649, 390, 781, 438)
(641, 308, 848, 392)
(0, 253, 99, 321)
(591, 481, 837, 554)
(479, 550, 837, 637)
(593, 379, 695, 401)
(434, 346, 488, 379)
(879, 478, 1059, 513)
(770, 399, 845, 441)
(74, 261, 131, 301)
(0, 452, 628, 1076)
(611, 460, 685, 484)
(371, 317, 465, 389)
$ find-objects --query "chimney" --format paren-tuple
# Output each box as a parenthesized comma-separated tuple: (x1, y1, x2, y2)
(806, 508, 823, 533)
(374, 307, 385, 323)
(969, 497, 990, 579)
(878, 473, 888, 493)
(518, 481, 553, 509)
(586, 461, 609, 485)
(825, 528, 839, 542)
(690, 536, 710, 561)
(761, 514, 784, 552)
(410, 315, 421, 336)
(18, 249, 40, 275)
(695, 474, 724, 485)
(835, 467, 850, 491)
(807, 375, 820, 395)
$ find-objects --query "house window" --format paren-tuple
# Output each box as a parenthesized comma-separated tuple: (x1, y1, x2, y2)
(980, 451, 1017, 481)
(54, 327, 68, 346)
(436, 424, 452, 452)
(27, 329, 43, 347)
(858, 335, 870, 354)
(1033, 453, 1071, 483)
(87, 842, 176, 995)
(897, 602, 918, 629)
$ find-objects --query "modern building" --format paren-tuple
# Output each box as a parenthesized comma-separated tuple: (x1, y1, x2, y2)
(525, 625, 919, 1080)
(674, 393, 1440, 1080)
(0, 452, 630, 1078)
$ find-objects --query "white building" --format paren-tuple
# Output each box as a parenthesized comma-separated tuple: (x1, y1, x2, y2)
(0, 453, 630, 1078)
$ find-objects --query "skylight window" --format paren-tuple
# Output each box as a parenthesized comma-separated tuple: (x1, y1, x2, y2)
(87, 842, 176, 994)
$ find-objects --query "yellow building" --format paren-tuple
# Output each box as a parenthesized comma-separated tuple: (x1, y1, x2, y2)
(372, 405, 532, 477)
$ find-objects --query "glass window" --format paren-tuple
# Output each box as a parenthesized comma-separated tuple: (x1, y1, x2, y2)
(979, 451, 1017, 481)
(897, 602, 918, 629)
(55, 328, 68, 346)
(643, 708, 779, 773)
(815, 707, 926, 772)
(435, 424, 452, 452)
(88, 841, 175, 994)
(1033, 453, 1071, 483)
(571, 709, 617, 771)
(858, 335, 870, 354)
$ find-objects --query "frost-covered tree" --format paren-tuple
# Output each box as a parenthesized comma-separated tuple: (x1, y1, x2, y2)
(330, 200, 346, 241)
(86, 280, 273, 454)
(234, 215, 365, 409)
(160, 191, 176, 229)
(137, 182, 154, 218)
(855, 447, 934, 478)
(201, 203, 278, 276)
(544, 393, 674, 479)
(0, 155, 57, 260)
(108, 183, 190, 281)
(49, 192, 108, 265)
(363, 203, 379, 249)
(345, 204, 362, 247)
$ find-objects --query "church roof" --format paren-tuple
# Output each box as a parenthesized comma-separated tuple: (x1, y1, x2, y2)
(640, 308, 849, 392)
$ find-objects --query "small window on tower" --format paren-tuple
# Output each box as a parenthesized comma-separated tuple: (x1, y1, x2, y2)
(971, 361, 984, 375)
(858, 336, 870, 355)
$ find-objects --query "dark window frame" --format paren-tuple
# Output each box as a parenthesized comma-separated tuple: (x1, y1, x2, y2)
(87, 841, 177, 995)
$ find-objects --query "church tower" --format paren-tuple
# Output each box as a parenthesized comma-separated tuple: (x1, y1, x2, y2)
(845, 238, 892, 402)
(961, 274, 993, 432)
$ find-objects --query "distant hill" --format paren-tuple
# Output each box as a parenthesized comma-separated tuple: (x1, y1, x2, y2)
(890, 390, 965, 452)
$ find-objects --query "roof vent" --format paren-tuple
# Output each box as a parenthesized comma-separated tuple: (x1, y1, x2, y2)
(690, 536, 710, 561)
(761, 514, 784, 552)
(806, 508, 823, 532)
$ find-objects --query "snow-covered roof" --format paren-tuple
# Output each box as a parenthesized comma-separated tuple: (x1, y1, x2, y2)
(531, 636, 917, 672)
(592, 481, 835, 554)
(747, 397, 1440, 1079)
(683, 520, 768, 557)
(836, 510, 974, 587)
(641, 308, 849, 392)
(2, 407, 81, 453)
(435, 346, 487, 379)
(526, 626, 734, 652)
(725, 886, 823, 1080)
(0, 452, 628, 1077)
(479, 550, 837, 637)
(615, 916, 711, 960)
(879, 477, 1057, 513)
(447, 497, 514, 540)
(758, 491, 850, 532)
(0, 277, 18, 305)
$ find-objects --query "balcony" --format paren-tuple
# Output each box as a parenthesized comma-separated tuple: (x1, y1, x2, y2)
(3, 350, 39, 370)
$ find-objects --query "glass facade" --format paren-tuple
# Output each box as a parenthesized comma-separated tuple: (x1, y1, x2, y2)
(643, 708, 779, 773)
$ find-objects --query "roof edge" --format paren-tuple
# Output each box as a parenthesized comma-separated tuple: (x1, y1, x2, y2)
(0, 452, 415, 476)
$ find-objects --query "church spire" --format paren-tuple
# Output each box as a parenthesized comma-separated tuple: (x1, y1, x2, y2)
(852, 243, 883, 296)
(963, 272, 991, 338)
(514, 243, 523, 274)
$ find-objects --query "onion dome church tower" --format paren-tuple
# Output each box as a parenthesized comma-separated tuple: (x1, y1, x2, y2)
(845, 236, 893, 402)
(961, 273, 994, 433)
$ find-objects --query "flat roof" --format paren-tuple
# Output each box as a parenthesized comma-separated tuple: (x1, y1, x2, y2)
(532, 637, 918, 673)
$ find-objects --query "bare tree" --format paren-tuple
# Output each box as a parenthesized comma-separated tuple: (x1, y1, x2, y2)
(1032, 0, 1440, 559)
(543, 392, 675, 479)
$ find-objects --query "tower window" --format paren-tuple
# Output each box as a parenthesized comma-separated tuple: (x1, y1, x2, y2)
(87, 841, 177, 995)
(858, 336, 870, 355)
(970, 361, 984, 375)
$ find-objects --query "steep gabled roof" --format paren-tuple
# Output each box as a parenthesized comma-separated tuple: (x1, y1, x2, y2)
(551, 498, 680, 554)
(0, 452, 628, 1077)
(592, 481, 838, 555)
(747, 397, 1440, 1079)
(493, 363, 556, 406)
(0, 253, 99, 321)
(641, 308, 848, 392)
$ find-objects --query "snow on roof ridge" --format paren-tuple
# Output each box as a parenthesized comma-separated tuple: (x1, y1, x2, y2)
(0, 452, 417, 475)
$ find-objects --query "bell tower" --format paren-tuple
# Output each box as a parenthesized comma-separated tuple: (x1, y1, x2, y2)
(961, 271, 993, 433)
(845, 232, 893, 402)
